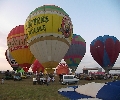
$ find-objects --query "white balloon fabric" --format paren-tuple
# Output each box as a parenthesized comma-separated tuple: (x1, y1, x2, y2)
(58, 81, 120, 100)
(75, 82, 105, 98)
(6, 49, 18, 66)
(58, 87, 75, 92)
(78, 98, 102, 100)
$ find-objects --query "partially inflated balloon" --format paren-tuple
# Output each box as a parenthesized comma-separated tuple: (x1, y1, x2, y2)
(32, 59, 44, 73)
(7, 25, 35, 70)
(56, 63, 69, 75)
(64, 34, 86, 72)
(23, 67, 29, 72)
(90, 35, 120, 72)
(5, 49, 19, 71)
(25, 5, 73, 71)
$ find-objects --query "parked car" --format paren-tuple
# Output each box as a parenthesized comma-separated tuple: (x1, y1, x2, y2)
(21, 74, 27, 79)
(85, 75, 95, 80)
(26, 74, 32, 78)
(95, 75, 105, 80)
(13, 75, 22, 81)
(61, 75, 79, 85)
(4, 75, 13, 80)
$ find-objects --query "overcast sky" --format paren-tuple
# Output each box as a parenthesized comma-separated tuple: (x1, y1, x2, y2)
(0, 0, 120, 73)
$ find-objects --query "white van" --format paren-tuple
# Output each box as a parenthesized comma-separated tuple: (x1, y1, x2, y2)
(61, 75, 79, 85)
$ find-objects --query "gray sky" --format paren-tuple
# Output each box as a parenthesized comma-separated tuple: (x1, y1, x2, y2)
(0, 0, 120, 73)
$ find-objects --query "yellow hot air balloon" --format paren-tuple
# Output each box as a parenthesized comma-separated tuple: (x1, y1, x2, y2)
(25, 5, 73, 73)
(7, 25, 35, 71)
(45, 68, 55, 74)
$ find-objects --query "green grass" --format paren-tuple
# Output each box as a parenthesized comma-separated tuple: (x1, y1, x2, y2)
(0, 74, 115, 100)
(0, 75, 69, 100)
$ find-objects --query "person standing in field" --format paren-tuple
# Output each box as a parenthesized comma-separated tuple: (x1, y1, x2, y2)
(52, 76, 55, 82)
(1, 77, 4, 84)
(46, 75, 51, 86)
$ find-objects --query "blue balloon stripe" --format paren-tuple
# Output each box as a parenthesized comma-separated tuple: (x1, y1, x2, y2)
(103, 35, 118, 43)
(91, 36, 103, 45)
(110, 36, 117, 43)
(103, 49, 111, 67)
(91, 35, 119, 46)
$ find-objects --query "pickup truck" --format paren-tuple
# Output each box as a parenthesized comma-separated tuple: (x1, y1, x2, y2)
(61, 75, 79, 85)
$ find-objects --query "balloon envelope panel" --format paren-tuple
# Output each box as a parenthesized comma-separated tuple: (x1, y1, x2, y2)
(32, 59, 44, 73)
(64, 34, 86, 71)
(5, 49, 19, 71)
(45, 68, 55, 74)
(7, 25, 35, 69)
(23, 67, 29, 72)
(56, 63, 69, 75)
(90, 35, 120, 70)
(25, 5, 73, 69)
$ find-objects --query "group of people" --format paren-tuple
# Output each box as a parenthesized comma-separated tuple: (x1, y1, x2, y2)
(35, 72, 55, 86)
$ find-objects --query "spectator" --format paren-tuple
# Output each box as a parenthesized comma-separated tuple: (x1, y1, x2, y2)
(46, 75, 51, 86)
(1, 77, 4, 84)
(52, 77, 55, 82)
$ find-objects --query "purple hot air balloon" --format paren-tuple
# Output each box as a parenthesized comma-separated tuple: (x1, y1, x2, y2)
(64, 34, 86, 72)
(90, 35, 120, 72)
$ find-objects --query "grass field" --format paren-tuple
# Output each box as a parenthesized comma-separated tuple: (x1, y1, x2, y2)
(0, 74, 114, 100)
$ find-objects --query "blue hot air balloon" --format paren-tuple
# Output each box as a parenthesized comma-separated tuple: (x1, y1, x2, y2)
(90, 35, 120, 72)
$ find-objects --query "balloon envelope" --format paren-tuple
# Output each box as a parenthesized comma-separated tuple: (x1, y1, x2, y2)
(56, 63, 69, 75)
(64, 34, 86, 72)
(5, 49, 19, 71)
(23, 67, 29, 72)
(25, 5, 73, 70)
(7, 25, 35, 69)
(45, 68, 55, 74)
(32, 59, 44, 73)
(90, 35, 120, 71)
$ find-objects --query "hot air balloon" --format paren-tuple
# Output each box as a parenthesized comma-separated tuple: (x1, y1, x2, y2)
(7, 25, 35, 72)
(23, 67, 29, 72)
(32, 59, 44, 73)
(5, 49, 19, 71)
(90, 35, 120, 73)
(64, 34, 86, 73)
(56, 63, 69, 75)
(24, 5, 73, 73)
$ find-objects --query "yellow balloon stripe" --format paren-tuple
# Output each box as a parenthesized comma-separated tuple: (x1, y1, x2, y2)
(25, 11, 73, 42)
(45, 68, 55, 73)
(10, 48, 35, 65)
(42, 61, 58, 69)
(45, 13, 52, 33)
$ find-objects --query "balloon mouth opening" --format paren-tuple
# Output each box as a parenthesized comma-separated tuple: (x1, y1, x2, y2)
(19, 63, 31, 68)
(12, 67, 19, 71)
